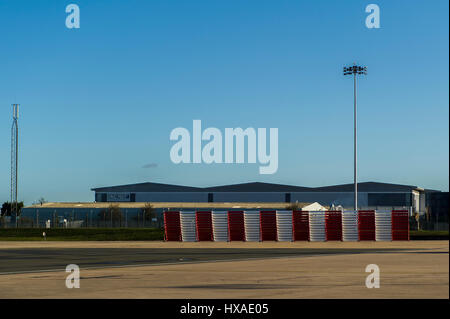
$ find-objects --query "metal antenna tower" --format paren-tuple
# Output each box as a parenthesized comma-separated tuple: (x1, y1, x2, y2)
(11, 104, 19, 226)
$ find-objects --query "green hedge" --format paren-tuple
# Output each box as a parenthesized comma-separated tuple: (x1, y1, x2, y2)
(0, 228, 165, 241)
(410, 230, 449, 240)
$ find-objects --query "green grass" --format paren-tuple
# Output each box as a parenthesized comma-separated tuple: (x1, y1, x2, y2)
(0, 228, 447, 241)
(410, 230, 449, 236)
(0, 228, 165, 241)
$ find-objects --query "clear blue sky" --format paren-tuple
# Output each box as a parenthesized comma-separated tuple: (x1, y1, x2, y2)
(0, 0, 448, 204)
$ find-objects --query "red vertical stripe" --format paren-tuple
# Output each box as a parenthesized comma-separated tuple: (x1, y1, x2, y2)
(358, 210, 375, 241)
(391, 210, 409, 241)
(164, 211, 181, 241)
(325, 211, 342, 241)
(196, 211, 213, 241)
(260, 211, 277, 241)
(228, 211, 245, 241)
(293, 211, 309, 241)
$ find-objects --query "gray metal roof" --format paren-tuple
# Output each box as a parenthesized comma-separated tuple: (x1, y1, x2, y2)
(312, 182, 419, 192)
(92, 181, 422, 193)
(91, 182, 202, 193)
(204, 182, 312, 192)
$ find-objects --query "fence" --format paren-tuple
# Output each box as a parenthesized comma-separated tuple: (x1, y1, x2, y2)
(2, 209, 420, 239)
(163, 210, 411, 242)
(409, 216, 449, 231)
(1, 210, 164, 229)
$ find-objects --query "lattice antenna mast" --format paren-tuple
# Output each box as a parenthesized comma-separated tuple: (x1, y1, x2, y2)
(11, 104, 19, 226)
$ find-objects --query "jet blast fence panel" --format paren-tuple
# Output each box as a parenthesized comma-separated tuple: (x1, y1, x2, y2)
(260, 211, 277, 241)
(212, 211, 229, 242)
(342, 211, 359, 241)
(164, 211, 181, 241)
(309, 211, 326, 242)
(276, 210, 293, 242)
(228, 211, 245, 241)
(293, 211, 310, 241)
(375, 211, 392, 241)
(196, 211, 213, 241)
(244, 211, 261, 242)
(180, 211, 197, 242)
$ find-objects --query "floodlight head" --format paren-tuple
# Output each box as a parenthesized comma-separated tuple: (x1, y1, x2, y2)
(343, 64, 367, 76)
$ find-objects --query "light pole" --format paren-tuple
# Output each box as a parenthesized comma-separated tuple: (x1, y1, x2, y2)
(343, 64, 367, 211)
(11, 104, 19, 227)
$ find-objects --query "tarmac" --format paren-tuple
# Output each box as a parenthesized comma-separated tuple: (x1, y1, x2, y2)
(0, 240, 447, 298)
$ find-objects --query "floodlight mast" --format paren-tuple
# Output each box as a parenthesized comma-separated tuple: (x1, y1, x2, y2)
(343, 64, 367, 212)
(11, 104, 19, 227)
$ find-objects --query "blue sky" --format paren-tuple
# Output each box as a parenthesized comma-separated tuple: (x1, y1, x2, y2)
(0, 0, 448, 204)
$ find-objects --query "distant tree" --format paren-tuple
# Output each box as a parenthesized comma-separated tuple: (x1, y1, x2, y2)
(38, 197, 47, 205)
(1, 201, 24, 216)
(414, 212, 421, 231)
(131, 203, 157, 227)
(0, 202, 9, 216)
(286, 202, 303, 211)
(142, 203, 156, 222)
(98, 204, 123, 226)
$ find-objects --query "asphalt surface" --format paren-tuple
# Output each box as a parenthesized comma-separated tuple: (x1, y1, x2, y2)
(0, 247, 420, 274)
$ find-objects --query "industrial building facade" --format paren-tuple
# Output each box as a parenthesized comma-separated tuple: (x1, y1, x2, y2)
(18, 181, 446, 228)
(91, 181, 430, 214)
